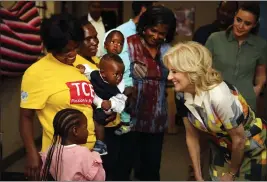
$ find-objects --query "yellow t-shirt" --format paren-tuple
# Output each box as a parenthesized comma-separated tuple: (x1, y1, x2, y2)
(21, 53, 99, 152)
(21, 54, 120, 152)
(88, 56, 121, 127)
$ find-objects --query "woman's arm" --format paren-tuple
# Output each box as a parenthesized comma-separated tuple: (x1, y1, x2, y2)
(254, 64, 266, 97)
(211, 82, 247, 180)
(227, 124, 246, 175)
(19, 108, 42, 180)
(183, 117, 203, 181)
(220, 124, 246, 181)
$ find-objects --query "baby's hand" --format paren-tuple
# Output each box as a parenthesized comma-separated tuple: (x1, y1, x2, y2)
(101, 100, 112, 111)
(76, 64, 86, 74)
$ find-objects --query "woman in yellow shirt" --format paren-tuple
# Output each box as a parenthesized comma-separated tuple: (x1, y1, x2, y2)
(20, 14, 105, 180)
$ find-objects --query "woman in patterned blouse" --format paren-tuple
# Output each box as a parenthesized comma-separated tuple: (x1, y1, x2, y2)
(164, 41, 267, 181)
(118, 5, 176, 181)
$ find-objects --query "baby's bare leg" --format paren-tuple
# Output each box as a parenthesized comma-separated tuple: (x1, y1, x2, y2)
(94, 121, 105, 141)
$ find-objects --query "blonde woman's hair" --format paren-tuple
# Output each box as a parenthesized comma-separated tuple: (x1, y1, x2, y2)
(163, 41, 222, 95)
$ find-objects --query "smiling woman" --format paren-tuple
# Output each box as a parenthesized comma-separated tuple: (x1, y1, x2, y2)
(53, 41, 80, 65)
(19, 14, 98, 180)
(205, 2, 267, 111)
(77, 18, 99, 65)
(114, 5, 177, 181)
(164, 41, 267, 181)
(232, 3, 260, 38)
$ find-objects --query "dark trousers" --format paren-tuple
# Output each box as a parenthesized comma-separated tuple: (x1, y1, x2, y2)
(102, 128, 164, 181)
(101, 126, 133, 181)
(133, 131, 164, 181)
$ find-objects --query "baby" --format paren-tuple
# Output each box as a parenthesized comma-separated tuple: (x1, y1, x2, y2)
(103, 30, 133, 136)
(77, 53, 126, 155)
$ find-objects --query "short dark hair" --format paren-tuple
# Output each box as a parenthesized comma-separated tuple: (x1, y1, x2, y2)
(237, 2, 260, 35)
(239, 2, 260, 22)
(105, 30, 124, 43)
(78, 17, 92, 27)
(131, 1, 154, 16)
(137, 5, 177, 43)
(101, 53, 124, 65)
(218, 1, 238, 10)
(40, 14, 84, 53)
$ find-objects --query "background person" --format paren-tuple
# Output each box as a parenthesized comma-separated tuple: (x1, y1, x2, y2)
(193, 1, 238, 45)
(77, 19, 100, 69)
(81, 1, 117, 56)
(205, 2, 267, 111)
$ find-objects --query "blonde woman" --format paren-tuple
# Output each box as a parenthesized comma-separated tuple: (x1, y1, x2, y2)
(163, 41, 267, 181)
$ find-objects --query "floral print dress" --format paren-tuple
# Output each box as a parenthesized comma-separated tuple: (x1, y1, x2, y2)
(183, 81, 267, 180)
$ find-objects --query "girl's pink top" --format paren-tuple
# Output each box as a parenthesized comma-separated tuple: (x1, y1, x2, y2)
(40, 144, 105, 181)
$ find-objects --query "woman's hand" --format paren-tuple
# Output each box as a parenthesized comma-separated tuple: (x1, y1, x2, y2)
(253, 85, 262, 97)
(219, 173, 234, 181)
(105, 112, 117, 122)
(195, 176, 205, 181)
(25, 151, 42, 180)
(183, 117, 203, 181)
(20, 108, 41, 180)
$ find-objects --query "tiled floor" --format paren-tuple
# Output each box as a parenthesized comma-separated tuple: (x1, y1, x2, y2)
(5, 127, 191, 181)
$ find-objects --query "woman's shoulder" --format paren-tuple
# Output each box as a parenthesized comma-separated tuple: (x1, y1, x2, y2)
(23, 54, 51, 76)
(209, 81, 232, 93)
(249, 34, 267, 48)
(208, 81, 234, 102)
(208, 30, 226, 40)
(75, 54, 100, 70)
(91, 56, 100, 64)
(127, 33, 140, 42)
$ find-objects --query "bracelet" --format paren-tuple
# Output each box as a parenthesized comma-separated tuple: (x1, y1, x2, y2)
(228, 171, 236, 180)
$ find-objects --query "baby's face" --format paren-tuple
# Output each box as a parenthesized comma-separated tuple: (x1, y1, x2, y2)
(101, 61, 124, 86)
(105, 33, 124, 55)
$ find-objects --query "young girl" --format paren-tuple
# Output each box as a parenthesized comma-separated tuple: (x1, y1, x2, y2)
(40, 108, 105, 181)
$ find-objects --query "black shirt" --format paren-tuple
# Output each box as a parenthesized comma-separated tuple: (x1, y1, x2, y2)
(90, 70, 121, 100)
(192, 22, 220, 45)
